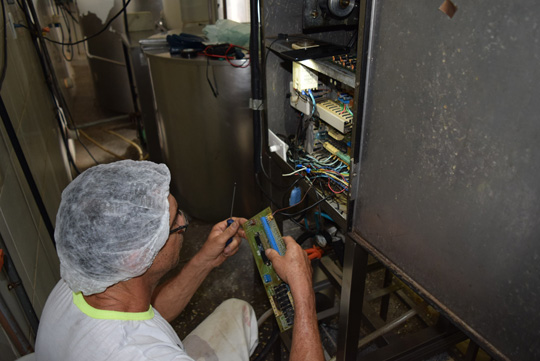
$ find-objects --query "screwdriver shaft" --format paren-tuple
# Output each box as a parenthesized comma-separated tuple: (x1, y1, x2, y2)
(229, 183, 236, 218)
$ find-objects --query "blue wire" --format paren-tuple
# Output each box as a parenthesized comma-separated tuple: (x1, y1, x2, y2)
(308, 89, 316, 115)
(315, 211, 335, 222)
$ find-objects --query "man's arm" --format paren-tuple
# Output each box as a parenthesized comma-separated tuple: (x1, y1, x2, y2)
(152, 217, 247, 321)
(265, 236, 324, 361)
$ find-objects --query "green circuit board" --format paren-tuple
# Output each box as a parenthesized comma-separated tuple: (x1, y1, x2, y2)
(243, 207, 294, 332)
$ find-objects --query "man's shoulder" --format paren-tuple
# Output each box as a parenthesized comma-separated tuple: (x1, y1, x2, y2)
(36, 280, 193, 361)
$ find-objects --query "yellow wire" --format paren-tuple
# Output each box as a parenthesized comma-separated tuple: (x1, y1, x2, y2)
(106, 130, 144, 161)
(79, 130, 126, 160)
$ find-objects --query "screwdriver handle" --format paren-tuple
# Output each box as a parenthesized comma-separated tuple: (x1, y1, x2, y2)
(225, 218, 234, 247)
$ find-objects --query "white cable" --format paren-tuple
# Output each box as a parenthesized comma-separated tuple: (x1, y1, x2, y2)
(283, 167, 307, 176)
(257, 308, 274, 328)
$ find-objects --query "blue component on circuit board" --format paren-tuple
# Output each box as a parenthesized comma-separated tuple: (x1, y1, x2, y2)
(262, 216, 282, 255)
(263, 274, 272, 283)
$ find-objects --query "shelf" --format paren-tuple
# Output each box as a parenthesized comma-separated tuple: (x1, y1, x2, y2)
(267, 38, 356, 88)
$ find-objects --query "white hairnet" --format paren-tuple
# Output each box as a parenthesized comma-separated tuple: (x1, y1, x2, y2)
(55, 160, 171, 295)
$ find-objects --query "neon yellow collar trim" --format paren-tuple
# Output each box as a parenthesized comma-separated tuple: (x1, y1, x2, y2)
(73, 292, 155, 321)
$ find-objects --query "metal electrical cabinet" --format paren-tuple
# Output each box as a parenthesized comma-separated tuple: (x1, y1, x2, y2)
(262, 1, 540, 360)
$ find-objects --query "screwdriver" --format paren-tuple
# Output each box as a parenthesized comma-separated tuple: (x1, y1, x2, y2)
(225, 183, 237, 247)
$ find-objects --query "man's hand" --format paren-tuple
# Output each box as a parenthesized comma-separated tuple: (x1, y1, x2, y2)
(265, 236, 313, 295)
(265, 236, 323, 361)
(152, 217, 247, 321)
(196, 217, 248, 268)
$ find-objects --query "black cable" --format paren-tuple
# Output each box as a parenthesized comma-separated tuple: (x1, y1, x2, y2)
(59, 9, 73, 62)
(0, 0, 8, 89)
(262, 37, 280, 84)
(347, 29, 358, 49)
(1, 1, 81, 176)
(276, 195, 333, 218)
(257, 35, 286, 184)
(59, 2, 78, 24)
(68, 4, 82, 55)
(62, 6, 74, 60)
(20, 0, 96, 169)
(296, 231, 316, 246)
(58, 2, 81, 55)
(250, 0, 263, 174)
(255, 172, 280, 208)
(74, 130, 99, 166)
(251, 325, 280, 361)
(122, 0, 130, 43)
(41, 0, 132, 46)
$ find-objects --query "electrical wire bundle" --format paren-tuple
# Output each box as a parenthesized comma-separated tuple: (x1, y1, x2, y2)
(54, 1, 81, 61)
(202, 43, 250, 68)
(287, 151, 349, 194)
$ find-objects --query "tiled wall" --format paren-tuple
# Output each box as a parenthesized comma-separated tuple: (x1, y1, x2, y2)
(0, 1, 72, 358)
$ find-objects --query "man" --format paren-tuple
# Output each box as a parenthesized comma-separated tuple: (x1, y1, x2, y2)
(35, 160, 323, 361)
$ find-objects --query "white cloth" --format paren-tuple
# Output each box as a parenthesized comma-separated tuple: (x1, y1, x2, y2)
(35, 280, 258, 361)
(183, 299, 259, 361)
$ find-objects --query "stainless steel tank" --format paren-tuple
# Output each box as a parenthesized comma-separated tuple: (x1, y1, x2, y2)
(145, 51, 261, 221)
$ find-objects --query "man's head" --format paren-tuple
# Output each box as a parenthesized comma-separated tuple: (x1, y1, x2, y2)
(55, 160, 172, 295)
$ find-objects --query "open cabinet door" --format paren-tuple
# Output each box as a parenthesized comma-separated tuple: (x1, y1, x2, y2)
(349, 1, 540, 360)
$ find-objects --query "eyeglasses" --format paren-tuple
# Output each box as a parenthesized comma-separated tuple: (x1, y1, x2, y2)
(169, 209, 189, 235)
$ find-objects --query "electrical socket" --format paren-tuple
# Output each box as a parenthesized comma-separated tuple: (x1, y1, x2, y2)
(268, 129, 288, 161)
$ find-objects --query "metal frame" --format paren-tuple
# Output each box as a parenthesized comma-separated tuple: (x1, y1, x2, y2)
(336, 237, 468, 361)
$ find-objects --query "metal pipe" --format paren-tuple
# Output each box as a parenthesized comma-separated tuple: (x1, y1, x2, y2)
(0, 292, 34, 355)
(358, 309, 417, 348)
(83, 38, 126, 66)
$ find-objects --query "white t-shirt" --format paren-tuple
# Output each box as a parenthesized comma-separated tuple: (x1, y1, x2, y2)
(35, 280, 194, 361)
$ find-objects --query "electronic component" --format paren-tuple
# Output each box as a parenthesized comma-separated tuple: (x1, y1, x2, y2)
(262, 215, 282, 255)
(323, 142, 350, 165)
(289, 82, 353, 134)
(293, 62, 318, 91)
(243, 208, 294, 332)
(316, 99, 353, 134)
(303, 0, 359, 31)
(331, 54, 357, 72)
(255, 233, 271, 266)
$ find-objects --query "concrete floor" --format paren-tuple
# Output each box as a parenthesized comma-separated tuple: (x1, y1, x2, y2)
(165, 219, 274, 351)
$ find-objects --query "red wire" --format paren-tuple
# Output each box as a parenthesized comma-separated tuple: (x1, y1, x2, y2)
(319, 169, 348, 193)
(328, 178, 346, 194)
(203, 44, 250, 68)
